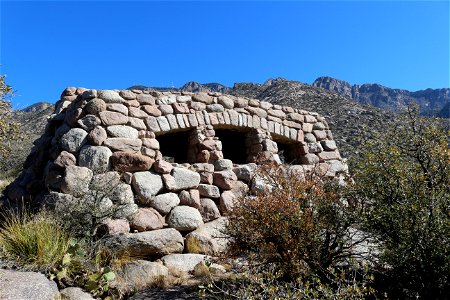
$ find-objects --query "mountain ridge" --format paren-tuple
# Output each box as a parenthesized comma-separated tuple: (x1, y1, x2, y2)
(312, 76, 450, 117)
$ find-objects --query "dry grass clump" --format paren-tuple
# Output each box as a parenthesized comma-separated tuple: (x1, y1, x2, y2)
(193, 261, 211, 279)
(0, 209, 70, 272)
(0, 209, 126, 298)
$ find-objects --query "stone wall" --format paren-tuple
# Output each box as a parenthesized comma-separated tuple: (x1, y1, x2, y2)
(5, 87, 346, 259)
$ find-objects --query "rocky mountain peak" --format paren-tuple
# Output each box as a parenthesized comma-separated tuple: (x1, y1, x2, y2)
(313, 76, 449, 117)
(312, 76, 353, 99)
(263, 77, 288, 86)
(179, 81, 205, 92)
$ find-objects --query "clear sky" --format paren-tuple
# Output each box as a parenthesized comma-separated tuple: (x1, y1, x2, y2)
(1, 0, 449, 108)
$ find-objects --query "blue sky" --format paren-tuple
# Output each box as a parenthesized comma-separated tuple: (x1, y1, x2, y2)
(1, 1, 449, 108)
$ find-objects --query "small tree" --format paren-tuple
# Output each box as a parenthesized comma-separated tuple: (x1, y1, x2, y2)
(351, 105, 450, 298)
(0, 73, 22, 173)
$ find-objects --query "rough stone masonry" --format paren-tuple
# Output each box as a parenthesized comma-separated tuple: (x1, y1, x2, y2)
(4, 87, 347, 263)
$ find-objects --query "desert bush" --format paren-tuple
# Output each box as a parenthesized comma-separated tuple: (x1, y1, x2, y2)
(0, 73, 22, 170)
(226, 163, 369, 283)
(51, 172, 136, 245)
(351, 105, 450, 298)
(0, 209, 70, 272)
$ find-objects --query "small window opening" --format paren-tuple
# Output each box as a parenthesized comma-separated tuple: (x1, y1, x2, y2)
(214, 129, 248, 164)
(157, 130, 192, 163)
(272, 137, 299, 164)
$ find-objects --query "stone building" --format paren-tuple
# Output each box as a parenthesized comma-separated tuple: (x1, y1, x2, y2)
(4, 87, 347, 272)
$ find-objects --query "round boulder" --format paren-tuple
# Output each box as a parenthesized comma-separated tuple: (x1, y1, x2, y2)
(130, 208, 164, 232)
(97, 90, 124, 103)
(85, 98, 106, 114)
(161, 253, 210, 273)
(106, 125, 139, 139)
(151, 192, 180, 215)
(164, 167, 200, 191)
(78, 145, 112, 173)
(102, 228, 184, 257)
(60, 128, 88, 152)
(116, 260, 168, 293)
(60, 165, 93, 196)
(111, 151, 154, 172)
(0, 270, 59, 300)
(59, 287, 94, 300)
(88, 125, 107, 145)
(185, 217, 229, 255)
(132, 171, 164, 204)
(167, 206, 203, 231)
(199, 198, 221, 222)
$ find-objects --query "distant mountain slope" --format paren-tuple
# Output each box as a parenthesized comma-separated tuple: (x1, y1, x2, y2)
(312, 76, 450, 117)
(0, 102, 55, 178)
(15, 102, 55, 133)
(21, 102, 53, 113)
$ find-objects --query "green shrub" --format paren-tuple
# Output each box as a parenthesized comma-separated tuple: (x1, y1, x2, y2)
(351, 105, 450, 298)
(0, 209, 70, 271)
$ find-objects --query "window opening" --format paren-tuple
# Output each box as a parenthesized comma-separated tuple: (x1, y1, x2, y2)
(157, 130, 192, 163)
(214, 129, 248, 164)
(272, 136, 299, 164)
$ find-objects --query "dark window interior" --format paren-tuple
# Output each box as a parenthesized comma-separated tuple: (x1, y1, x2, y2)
(157, 130, 191, 163)
(214, 129, 248, 164)
(273, 139, 298, 164)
